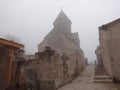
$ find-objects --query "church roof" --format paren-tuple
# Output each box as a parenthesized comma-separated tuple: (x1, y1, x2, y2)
(53, 10, 71, 25)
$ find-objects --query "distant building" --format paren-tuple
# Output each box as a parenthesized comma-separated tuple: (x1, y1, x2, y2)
(85, 58, 89, 66)
(99, 18, 120, 82)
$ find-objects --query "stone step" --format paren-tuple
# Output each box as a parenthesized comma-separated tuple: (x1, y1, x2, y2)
(94, 76, 111, 79)
(94, 75, 113, 83)
(94, 79, 113, 83)
(80, 88, 119, 90)
(66, 87, 120, 90)
(94, 77, 111, 79)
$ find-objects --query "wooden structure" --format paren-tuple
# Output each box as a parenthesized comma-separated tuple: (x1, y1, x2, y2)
(0, 38, 24, 89)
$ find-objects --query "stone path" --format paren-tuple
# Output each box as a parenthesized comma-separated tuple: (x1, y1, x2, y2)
(57, 65, 120, 90)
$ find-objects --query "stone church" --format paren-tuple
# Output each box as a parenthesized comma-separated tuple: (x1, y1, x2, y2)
(0, 11, 85, 90)
(34, 10, 85, 90)
(38, 10, 81, 55)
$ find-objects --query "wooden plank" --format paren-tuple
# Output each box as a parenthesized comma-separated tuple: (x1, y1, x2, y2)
(7, 49, 14, 87)
(0, 38, 24, 49)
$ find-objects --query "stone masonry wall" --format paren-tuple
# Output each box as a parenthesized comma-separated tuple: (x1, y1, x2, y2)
(99, 29, 112, 77)
(99, 20, 120, 83)
(95, 46, 103, 67)
(19, 47, 85, 90)
(105, 22, 120, 82)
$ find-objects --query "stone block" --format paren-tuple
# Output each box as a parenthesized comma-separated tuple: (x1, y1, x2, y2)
(36, 80, 55, 90)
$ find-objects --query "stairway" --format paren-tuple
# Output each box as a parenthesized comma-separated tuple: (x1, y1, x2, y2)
(94, 75, 112, 83)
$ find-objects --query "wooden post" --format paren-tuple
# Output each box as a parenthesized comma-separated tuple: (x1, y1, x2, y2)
(7, 49, 14, 87)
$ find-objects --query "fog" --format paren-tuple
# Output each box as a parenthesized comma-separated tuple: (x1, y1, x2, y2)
(0, 0, 120, 61)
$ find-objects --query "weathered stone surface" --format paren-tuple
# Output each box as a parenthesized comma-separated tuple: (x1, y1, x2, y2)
(98, 18, 120, 83)
(95, 66, 108, 75)
(95, 46, 103, 67)
(36, 80, 55, 90)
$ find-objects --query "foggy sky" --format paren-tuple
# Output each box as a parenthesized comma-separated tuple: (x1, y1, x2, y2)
(0, 0, 120, 62)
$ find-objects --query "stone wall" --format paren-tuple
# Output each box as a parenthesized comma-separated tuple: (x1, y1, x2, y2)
(99, 28, 112, 77)
(20, 47, 85, 90)
(95, 46, 103, 67)
(98, 19, 120, 83)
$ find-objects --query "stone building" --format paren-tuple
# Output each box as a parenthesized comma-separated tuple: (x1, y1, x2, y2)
(38, 10, 81, 55)
(2, 11, 85, 90)
(0, 38, 24, 90)
(37, 10, 85, 85)
(98, 18, 120, 82)
(20, 11, 85, 90)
